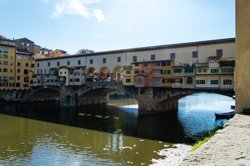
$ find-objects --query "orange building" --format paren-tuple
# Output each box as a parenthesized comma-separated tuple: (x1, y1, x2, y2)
(133, 60, 174, 87)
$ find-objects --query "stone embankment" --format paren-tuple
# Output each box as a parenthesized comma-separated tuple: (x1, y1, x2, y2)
(182, 114, 250, 166)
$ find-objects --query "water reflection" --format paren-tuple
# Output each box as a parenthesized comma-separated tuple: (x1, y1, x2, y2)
(178, 93, 234, 140)
(0, 93, 234, 165)
(0, 114, 165, 165)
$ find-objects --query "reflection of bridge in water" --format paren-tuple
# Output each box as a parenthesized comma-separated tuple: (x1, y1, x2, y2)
(0, 81, 234, 114)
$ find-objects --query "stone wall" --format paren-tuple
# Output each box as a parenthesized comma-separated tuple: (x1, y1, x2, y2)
(236, 0, 250, 113)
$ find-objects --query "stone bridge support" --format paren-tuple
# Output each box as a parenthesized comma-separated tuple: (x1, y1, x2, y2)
(137, 88, 181, 114)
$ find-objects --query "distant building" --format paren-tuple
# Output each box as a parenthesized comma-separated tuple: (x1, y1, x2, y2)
(0, 36, 16, 90)
(15, 38, 40, 54)
(40, 47, 52, 55)
(15, 50, 35, 89)
(49, 49, 68, 57)
(59, 66, 86, 86)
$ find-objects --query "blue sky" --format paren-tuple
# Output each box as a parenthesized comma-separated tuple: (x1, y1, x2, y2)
(0, 0, 235, 54)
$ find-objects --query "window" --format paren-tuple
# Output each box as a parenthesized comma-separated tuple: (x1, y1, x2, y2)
(37, 63, 39, 67)
(143, 63, 148, 67)
(3, 68, 8, 72)
(223, 79, 232, 85)
(26, 63, 28, 67)
(151, 54, 155, 60)
(211, 69, 219, 73)
(196, 80, 205, 84)
(126, 79, 131, 83)
(24, 77, 29, 83)
(170, 53, 175, 60)
(211, 80, 219, 84)
(24, 69, 28, 74)
(90, 59, 93, 64)
(67, 61, 70, 65)
(3, 61, 8, 65)
(126, 71, 131, 74)
(216, 49, 223, 56)
(78, 60, 81, 65)
(152, 70, 161, 74)
(186, 77, 193, 84)
(57, 62, 60, 66)
(162, 61, 171, 66)
(0, 48, 2, 53)
(155, 62, 161, 66)
(3, 48, 8, 53)
(192, 51, 198, 58)
(17, 62, 20, 66)
(133, 56, 137, 62)
(173, 68, 182, 73)
(134, 64, 139, 67)
(103, 58, 106, 63)
(167, 70, 171, 74)
(117, 57, 121, 62)
(134, 70, 139, 74)
(48, 62, 50, 67)
(17, 69, 20, 73)
(221, 67, 233, 73)
(3, 54, 8, 59)
(152, 78, 161, 83)
(184, 68, 193, 73)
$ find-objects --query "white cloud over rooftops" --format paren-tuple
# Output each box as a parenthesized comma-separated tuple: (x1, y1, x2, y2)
(51, 0, 105, 22)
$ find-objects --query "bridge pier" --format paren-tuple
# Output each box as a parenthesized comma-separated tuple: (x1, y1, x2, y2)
(137, 88, 179, 114)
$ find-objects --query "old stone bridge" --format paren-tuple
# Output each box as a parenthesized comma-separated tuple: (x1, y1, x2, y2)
(0, 82, 234, 114)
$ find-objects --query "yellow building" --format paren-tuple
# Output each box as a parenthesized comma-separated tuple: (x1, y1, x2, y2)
(15, 50, 35, 89)
(0, 36, 16, 90)
(122, 65, 134, 86)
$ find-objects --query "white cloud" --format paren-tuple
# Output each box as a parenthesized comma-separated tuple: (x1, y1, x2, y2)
(51, 0, 105, 22)
(93, 9, 105, 22)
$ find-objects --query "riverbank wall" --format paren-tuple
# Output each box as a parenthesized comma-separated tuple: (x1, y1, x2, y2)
(181, 114, 250, 166)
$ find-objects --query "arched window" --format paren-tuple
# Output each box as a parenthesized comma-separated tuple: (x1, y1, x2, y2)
(3, 68, 8, 72)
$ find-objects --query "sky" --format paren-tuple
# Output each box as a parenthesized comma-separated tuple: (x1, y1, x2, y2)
(0, 0, 235, 54)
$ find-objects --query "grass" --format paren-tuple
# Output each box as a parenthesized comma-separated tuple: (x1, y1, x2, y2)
(192, 126, 223, 151)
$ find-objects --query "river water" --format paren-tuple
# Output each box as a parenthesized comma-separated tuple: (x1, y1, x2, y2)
(0, 93, 234, 165)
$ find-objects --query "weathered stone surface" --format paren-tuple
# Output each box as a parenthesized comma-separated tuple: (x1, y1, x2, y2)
(182, 114, 250, 166)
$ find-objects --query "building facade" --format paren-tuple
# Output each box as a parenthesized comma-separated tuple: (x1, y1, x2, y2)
(15, 50, 35, 89)
(34, 38, 236, 89)
(0, 36, 16, 90)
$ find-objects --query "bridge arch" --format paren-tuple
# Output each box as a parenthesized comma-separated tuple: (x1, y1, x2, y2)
(99, 66, 110, 80)
(112, 65, 123, 81)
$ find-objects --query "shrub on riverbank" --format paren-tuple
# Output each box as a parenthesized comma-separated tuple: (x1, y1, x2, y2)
(192, 126, 223, 151)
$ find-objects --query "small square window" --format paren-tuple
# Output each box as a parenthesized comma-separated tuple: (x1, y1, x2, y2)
(192, 51, 198, 58)
(216, 49, 223, 56)
(117, 57, 121, 62)
(151, 54, 155, 60)
(170, 53, 175, 60)
(103, 58, 106, 63)
(133, 56, 137, 62)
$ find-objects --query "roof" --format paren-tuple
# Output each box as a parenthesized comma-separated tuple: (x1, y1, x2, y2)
(15, 38, 34, 43)
(36, 38, 235, 62)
